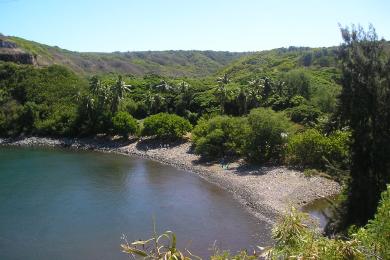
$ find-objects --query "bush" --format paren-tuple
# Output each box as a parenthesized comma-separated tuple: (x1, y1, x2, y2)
(34, 105, 78, 136)
(267, 208, 365, 259)
(286, 129, 350, 170)
(192, 116, 247, 159)
(242, 108, 292, 163)
(286, 104, 322, 126)
(281, 69, 312, 99)
(142, 113, 192, 139)
(112, 112, 139, 137)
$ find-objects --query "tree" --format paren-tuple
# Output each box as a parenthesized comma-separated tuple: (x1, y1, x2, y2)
(337, 25, 390, 229)
(112, 112, 139, 137)
(262, 77, 274, 101)
(236, 85, 248, 115)
(110, 75, 131, 114)
(142, 113, 192, 140)
(247, 78, 263, 108)
(215, 73, 230, 114)
(243, 108, 292, 163)
(281, 70, 311, 99)
(192, 116, 247, 159)
(175, 81, 193, 115)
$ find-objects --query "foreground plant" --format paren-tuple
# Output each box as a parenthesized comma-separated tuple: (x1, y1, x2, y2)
(121, 229, 197, 260)
(265, 208, 365, 259)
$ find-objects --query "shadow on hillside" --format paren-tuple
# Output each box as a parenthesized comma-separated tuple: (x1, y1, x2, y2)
(62, 135, 138, 149)
(135, 137, 186, 151)
(234, 163, 280, 176)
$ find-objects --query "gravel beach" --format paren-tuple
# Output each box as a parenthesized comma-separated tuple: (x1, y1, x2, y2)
(0, 136, 341, 225)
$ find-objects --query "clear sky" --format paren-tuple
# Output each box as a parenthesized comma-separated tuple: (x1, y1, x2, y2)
(1, 0, 389, 52)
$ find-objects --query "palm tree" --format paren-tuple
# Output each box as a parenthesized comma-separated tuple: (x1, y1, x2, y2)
(275, 81, 287, 97)
(177, 81, 189, 93)
(89, 76, 101, 95)
(215, 74, 230, 114)
(175, 81, 192, 115)
(262, 76, 274, 100)
(88, 75, 110, 117)
(110, 75, 131, 114)
(154, 80, 173, 92)
(144, 91, 165, 115)
(144, 91, 155, 115)
(247, 78, 264, 108)
(236, 85, 248, 115)
(217, 73, 230, 85)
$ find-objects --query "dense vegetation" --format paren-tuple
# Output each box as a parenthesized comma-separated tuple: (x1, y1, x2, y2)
(0, 62, 87, 136)
(1, 25, 389, 259)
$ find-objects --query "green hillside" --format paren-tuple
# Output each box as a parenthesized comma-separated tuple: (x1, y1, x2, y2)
(0, 35, 249, 77)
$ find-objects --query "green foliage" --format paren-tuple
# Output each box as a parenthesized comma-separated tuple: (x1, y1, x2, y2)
(286, 129, 350, 170)
(119, 98, 138, 116)
(0, 62, 86, 136)
(191, 116, 247, 159)
(286, 104, 322, 126)
(266, 208, 365, 259)
(34, 105, 78, 136)
(242, 108, 292, 163)
(112, 112, 139, 137)
(192, 109, 294, 163)
(355, 185, 390, 258)
(280, 69, 312, 99)
(142, 113, 192, 139)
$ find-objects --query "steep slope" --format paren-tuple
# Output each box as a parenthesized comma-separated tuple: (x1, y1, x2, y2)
(0, 35, 249, 77)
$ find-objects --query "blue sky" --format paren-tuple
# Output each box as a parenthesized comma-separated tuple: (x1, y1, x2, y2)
(1, 0, 389, 52)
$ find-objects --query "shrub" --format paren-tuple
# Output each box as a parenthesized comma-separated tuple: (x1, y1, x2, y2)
(192, 116, 247, 159)
(142, 113, 192, 139)
(34, 105, 78, 136)
(289, 95, 306, 107)
(267, 208, 365, 259)
(281, 69, 312, 99)
(286, 129, 350, 170)
(242, 108, 292, 163)
(119, 98, 138, 116)
(112, 112, 139, 137)
(285, 104, 322, 126)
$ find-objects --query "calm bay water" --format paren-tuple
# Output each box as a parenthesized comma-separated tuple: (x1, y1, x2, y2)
(0, 147, 270, 259)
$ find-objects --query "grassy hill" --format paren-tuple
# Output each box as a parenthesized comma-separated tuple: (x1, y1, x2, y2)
(0, 35, 249, 77)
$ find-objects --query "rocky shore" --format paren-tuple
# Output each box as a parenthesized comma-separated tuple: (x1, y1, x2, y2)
(0, 136, 341, 225)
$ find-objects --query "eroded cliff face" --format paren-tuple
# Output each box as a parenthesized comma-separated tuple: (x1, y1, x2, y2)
(0, 38, 37, 65)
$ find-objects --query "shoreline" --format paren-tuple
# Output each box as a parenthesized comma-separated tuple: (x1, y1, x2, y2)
(0, 136, 341, 225)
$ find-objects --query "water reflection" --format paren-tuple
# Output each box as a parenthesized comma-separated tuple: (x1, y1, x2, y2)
(303, 197, 338, 229)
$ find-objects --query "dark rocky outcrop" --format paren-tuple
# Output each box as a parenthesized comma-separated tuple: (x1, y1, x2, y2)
(0, 39, 37, 65)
